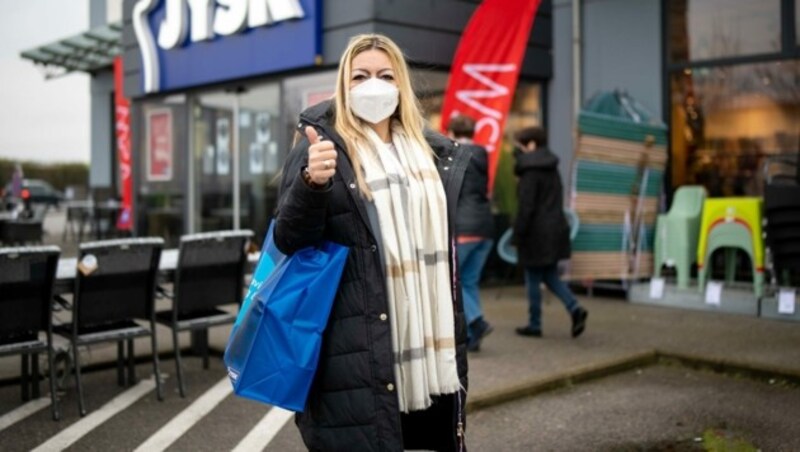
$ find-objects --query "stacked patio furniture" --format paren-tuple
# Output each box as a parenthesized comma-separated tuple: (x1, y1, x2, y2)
(567, 91, 667, 282)
(763, 154, 800, 288)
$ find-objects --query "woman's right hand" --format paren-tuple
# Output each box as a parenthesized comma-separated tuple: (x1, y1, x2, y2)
(305, 126, 337, 186)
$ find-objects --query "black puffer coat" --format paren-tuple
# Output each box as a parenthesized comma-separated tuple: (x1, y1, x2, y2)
(513, 147, 571, 267)
(456, 143, 494, 239)
(274, 100, 470, 452)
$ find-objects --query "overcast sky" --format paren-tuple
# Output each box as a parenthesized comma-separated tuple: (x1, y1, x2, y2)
(0, 1, 91, 163)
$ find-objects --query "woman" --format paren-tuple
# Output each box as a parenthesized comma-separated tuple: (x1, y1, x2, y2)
(274, 34, 470, 452)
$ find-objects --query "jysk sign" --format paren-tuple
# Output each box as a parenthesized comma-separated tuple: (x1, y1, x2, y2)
(133, 0, 321, 93)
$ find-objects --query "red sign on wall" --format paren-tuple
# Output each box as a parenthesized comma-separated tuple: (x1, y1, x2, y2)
(146, 109, 173, 182)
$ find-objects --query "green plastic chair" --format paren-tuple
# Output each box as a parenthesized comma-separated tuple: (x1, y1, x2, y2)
(653, 185, 707, 288)
(696, 222, 764, 297)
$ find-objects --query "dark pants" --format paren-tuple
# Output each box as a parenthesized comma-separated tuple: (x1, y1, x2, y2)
(523, 264, 579, 331)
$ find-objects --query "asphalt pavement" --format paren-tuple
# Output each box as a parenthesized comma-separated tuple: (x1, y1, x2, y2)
(1, 285, 799, 450)
(6, 207, 800, 449)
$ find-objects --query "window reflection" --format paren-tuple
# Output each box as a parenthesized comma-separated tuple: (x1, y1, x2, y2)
(669, 0, 781, 62)
(192, 83, 281, 243)
(139, 98, 187, 247)
(417, 79, 542, 219)
(671, 61, 800, 196)
(797, 0, 800, 46)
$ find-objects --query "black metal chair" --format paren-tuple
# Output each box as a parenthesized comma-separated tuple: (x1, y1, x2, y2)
(0, 245, 61, 420)
(0, 205, 48, 245)
(155, 230, 253, 397)
(60, 238, 164, 416)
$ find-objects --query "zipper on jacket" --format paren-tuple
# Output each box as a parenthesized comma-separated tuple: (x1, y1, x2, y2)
(457, 388, 466, 451)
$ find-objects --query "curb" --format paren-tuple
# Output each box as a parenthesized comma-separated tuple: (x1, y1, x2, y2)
(466, 350, 800, 413)
(466, 351, 657, 413)
(656, 350, 800, 385)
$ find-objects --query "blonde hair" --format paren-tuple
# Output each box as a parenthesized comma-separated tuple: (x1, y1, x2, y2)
(333, 34, 432, 200)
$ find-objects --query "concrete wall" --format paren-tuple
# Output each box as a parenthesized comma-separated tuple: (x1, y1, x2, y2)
(582, 0, 661, 115)
(89, 71, 114, 189)
(548, 0, 662, 191)
(549, 0, 574, 188)
(90, 0, 114, 189)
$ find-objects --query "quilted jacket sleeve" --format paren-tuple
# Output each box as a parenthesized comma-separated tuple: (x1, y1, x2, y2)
(273, 137, 333, 255)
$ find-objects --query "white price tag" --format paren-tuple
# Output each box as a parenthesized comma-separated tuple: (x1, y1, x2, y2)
(778, 288, 796, 315)
(649, 277, 665, 299)
(705, 281, 722, 306)
(77, 254, 98, 276)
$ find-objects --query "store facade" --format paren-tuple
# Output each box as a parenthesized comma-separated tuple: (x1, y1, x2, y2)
(20, 1, 799, 244)
(665, 0, 800, 197)
(120, 0, 553, 244)
(550, 0, 799, 202)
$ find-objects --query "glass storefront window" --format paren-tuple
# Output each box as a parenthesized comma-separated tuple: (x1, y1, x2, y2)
(414, 69, 450, 129)
(669, 0, 782, 62)
(138, 96, 188, 246)
(191, 82, 281, 243)
(193, 91, 237, 234)
(413, 70, 542, 136)
(670, 60, 800, 196)
(282, 71, 338, 146)
(416, 76, 543, 218)
(797, 0, 800, 46)
(237, 83, 282, 242)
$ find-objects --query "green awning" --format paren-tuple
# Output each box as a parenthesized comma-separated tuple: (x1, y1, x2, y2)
(20, 22, 122, 78)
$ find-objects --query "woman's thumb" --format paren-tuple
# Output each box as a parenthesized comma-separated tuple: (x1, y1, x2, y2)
(305, 126, 320, 144)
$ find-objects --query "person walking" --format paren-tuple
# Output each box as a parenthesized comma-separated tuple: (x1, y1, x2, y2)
(274, 34, 470, 451)
(513, 126, 588, 338)
(10, 163, 23, 199)
(447, 115, 495, 352)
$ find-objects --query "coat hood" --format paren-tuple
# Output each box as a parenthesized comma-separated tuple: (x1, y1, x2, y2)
(515, 147, 559, 175)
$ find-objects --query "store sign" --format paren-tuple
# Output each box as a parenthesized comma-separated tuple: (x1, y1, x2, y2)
(133, 0, 320, 93)
(146, 109, 174, 181)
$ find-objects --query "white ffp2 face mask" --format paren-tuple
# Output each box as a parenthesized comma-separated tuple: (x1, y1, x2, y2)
(349, 78, 399, 124)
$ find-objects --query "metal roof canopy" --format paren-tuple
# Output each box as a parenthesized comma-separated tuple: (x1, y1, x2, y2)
(20, 22, 122, 78)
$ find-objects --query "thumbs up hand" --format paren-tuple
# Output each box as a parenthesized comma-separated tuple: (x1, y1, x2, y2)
(305, 126, 337, 186)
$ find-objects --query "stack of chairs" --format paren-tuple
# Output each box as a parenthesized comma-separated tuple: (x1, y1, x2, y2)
(567, 91, 667, 281)
(763, 154, 800, 287)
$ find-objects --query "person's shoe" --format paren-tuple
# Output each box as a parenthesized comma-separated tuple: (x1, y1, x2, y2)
(515, 326, 542, 337)
(466, 336, 481, 352)
(571, 307, 588, 338)
(467, 319, 494, 352)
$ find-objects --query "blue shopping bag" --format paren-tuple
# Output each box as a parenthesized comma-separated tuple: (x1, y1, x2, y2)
(224, 221, 348, 412)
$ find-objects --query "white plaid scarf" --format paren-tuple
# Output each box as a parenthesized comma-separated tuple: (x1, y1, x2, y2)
(358, 123, 460, 412)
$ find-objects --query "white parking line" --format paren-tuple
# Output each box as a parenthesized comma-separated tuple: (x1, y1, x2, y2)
(0, 397, 51, 431)
(31, 378, 156, 452)
(133, 377, 232, 452)
(232, 406, 294, 452)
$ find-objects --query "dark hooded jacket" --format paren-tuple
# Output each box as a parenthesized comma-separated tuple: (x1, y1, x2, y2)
(513, 147, 571, 267)
(456, 143, 494, 239)
(274, 100, 470, 452)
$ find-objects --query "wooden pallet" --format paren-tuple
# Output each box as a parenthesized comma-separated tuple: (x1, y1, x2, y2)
(577, 135, 667, 169)
(572, 193, 659, 215)
(565, 252, 654, 281)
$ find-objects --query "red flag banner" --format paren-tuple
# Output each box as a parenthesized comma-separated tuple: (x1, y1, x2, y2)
(114, 57, 133, 231)
(440, 0, 541, 191)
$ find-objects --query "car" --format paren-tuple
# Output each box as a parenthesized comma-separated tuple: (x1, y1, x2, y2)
(4, 179, 64, 208)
